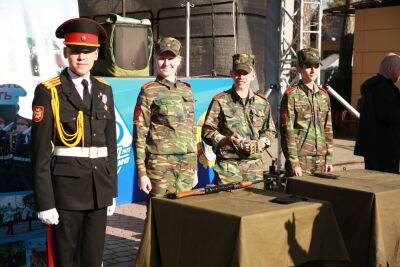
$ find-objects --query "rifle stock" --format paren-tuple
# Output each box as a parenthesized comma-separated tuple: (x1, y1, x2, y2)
(167, 179, 264, 199)
(169, 188, 205, 199)
(239, 181, 254, 188)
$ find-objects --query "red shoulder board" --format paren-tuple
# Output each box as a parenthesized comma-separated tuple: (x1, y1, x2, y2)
(213, 91, 226, 100)
(179, 80, 191, 88)
(256, 92, 268, 101)
(320, 87, 328, 94)
(141, 81, 158, 90)
(134, 106, 141, 125)
(284, 87, 296, 95)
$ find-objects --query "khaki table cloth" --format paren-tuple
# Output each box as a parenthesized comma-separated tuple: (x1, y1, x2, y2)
(287, 169, 400, 267)
(135, 188, 349, 267)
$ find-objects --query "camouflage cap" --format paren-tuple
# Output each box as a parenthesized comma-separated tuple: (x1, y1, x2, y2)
(297, 48, 322, 66)
(232, 53, 255, 73)
(156, 37, 182, 56)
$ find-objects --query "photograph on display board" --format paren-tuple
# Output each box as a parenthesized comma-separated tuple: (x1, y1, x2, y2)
(0, 194, 44, 239)
(26, 237, 47, 267)
(0, 240, 26, 267)
(0, 83, 32, 193)
(0, 0, 79, 265)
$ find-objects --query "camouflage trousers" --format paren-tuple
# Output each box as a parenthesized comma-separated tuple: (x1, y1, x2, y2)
(214, 158, 264, 188)
(146, 153, 196, 197)
(286, 155, 326, 174)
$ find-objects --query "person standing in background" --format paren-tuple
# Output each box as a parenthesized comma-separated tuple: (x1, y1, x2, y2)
(4, 203, 14, 235)
(10, 117, 32, 191)
(0, 116, 12, 192)
(354, 53, 400, 173)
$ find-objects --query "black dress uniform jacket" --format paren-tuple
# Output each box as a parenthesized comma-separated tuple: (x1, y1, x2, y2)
(354, 74, 400, 160)
(31, 69, 118, 212)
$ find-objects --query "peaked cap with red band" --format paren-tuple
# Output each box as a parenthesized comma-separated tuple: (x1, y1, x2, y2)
(55, 18, 107, 52)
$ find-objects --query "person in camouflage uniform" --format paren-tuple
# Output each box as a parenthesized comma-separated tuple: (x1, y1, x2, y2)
(280, 48, 333, 176)
(202, 53, 276, 184)
(133, 37, 196, 197)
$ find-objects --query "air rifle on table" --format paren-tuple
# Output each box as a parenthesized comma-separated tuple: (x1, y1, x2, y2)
(166, 179, 265, 199)
(166, 171, 287, 199)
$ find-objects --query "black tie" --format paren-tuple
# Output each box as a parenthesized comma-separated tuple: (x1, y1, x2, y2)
(82, 79, 91, 110)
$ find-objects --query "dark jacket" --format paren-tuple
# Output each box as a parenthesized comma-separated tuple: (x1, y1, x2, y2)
(354, 74, 400, 159)
(31, 69, 118, 211)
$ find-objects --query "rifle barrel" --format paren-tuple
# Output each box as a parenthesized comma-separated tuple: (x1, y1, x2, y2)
(169, 179, 267, 199)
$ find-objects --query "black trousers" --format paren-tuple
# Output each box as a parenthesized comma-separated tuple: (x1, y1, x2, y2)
(364, 156, 400, 173)
(52, 208, 107, 267)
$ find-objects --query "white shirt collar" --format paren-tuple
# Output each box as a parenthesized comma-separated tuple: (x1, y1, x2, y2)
(67, 68, 91, 98)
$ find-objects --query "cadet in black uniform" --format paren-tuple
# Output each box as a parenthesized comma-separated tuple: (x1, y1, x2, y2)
(10, 117, 32, 191)
(31, 18, 118, 267)
(0, 116, 12, 192)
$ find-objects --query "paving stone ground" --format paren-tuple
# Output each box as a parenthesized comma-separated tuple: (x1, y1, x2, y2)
(103, 138, 364, 266)
(103, 203, 146, 266)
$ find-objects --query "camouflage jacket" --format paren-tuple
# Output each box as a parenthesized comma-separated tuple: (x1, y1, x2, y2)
(133, 76, 196, 177)
(280, 81, 333, 167)
(202, 87, 276, 160)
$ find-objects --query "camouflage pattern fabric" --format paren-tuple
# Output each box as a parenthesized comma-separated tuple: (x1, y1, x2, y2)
(146, 154, 196, 197)
(156, 37, 182, 56)
(297, 47, 322, 66)
(214, 159, 264, 187)
(133, 76, 196, 195)
(232, 53, 256, 73)
(285, 155, 326, 174)
(202, 87, 276, 183)
(280, 81, 333, 172)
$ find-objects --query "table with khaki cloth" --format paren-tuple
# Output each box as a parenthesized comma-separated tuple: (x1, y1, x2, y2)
(135, 188, 349, 267)
(287, 169, 400, 267)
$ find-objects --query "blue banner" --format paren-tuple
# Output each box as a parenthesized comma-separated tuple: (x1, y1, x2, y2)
(105, 77, 233, 203)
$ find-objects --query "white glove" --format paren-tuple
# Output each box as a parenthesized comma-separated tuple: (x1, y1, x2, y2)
(107, 198, 116, 216)
(37, 208, 59, 225)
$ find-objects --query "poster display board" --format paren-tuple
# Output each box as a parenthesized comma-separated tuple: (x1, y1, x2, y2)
(0, 1, 78, 265)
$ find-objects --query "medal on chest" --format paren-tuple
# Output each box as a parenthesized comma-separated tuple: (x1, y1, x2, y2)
(99, 92, 108, 111)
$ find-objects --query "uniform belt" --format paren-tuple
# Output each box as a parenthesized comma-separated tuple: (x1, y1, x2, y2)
(13, 156, 31, 162)
(54, 146, 108, 158)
